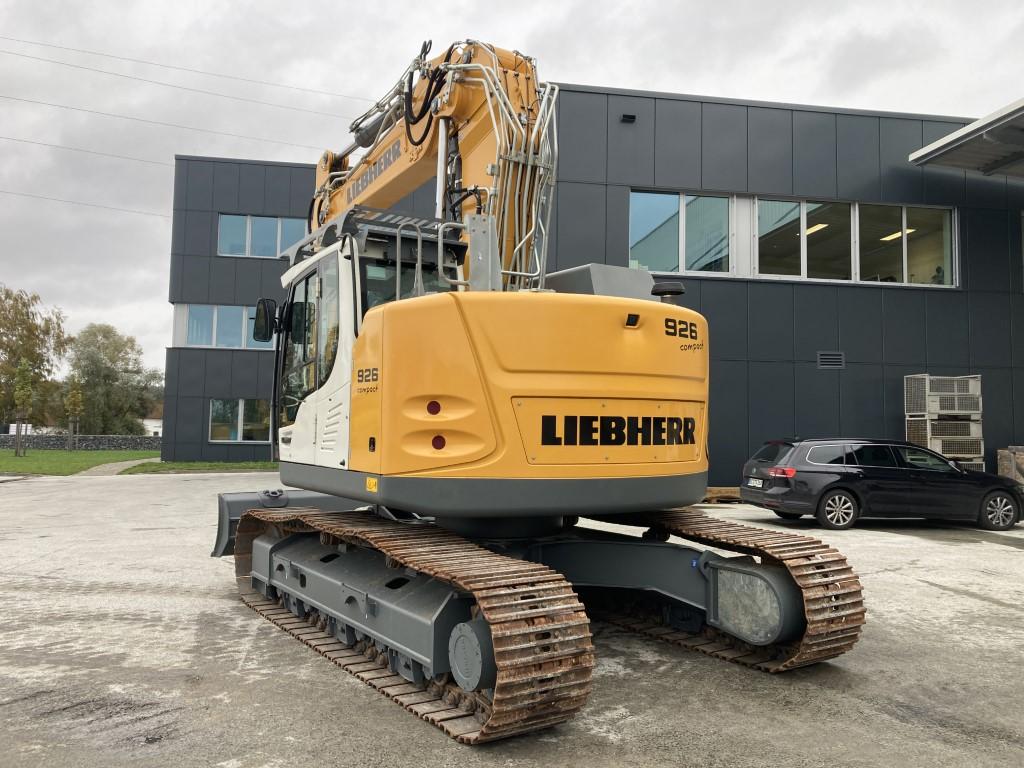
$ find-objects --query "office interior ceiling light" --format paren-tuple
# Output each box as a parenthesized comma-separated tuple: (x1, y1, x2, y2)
(803, 223, 829, 235)
(880, 228, 915, 241)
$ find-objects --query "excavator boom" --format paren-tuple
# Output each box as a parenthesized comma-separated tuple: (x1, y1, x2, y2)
(311, 41, 556, 287)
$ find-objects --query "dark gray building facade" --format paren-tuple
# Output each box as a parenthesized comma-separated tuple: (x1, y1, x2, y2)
(163, 85, 1024, 485)
(163, 157, 314, 461)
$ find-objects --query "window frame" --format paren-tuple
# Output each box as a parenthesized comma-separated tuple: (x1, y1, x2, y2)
(752, 199, 957, 289)
(677, 193, 737, 277)
(805, 444, 850, 466)
(849, 443, 900, 468)
(216, 215, 306, 259)
(627, 190, 738, 277)
(278, 266, 320, 428)
(628, 189, 959, 289)
(753, 196, 805, 280)
(183, 304, 273, 350)
(893, 444, 955, 472)
(208, 397, 272, 443)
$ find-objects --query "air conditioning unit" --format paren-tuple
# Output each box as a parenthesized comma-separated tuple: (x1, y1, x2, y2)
(906, 417, 983, 448)
(926, 393, 982, 415)
(929, 437, 984, 459)
(905, 374, 982, 416)
(905, 374, 984, 464)
(958, 459, 986, 472)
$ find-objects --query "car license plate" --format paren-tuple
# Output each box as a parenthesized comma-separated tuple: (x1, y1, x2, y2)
(746, 477, 763, 488)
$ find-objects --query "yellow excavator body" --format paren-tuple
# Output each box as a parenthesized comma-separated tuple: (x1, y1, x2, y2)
(349, 291, 708, 482)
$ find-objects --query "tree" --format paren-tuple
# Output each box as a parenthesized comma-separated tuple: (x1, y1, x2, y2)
(64, 379, 84, 450)
(67, 324, 162, 435)
(0, 285, 68, 425)
(13, 359, 33, 457)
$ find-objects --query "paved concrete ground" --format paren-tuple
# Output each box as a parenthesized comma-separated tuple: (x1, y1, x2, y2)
(75, 459, 158, 476)
(1, 473, 1022, 768)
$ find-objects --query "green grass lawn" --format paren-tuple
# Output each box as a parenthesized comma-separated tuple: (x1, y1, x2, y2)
(119, 460, 279, 475)
(0, 449, 161, 476)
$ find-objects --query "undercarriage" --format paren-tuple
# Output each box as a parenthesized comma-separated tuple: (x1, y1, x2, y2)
(215, 492, 865, 744)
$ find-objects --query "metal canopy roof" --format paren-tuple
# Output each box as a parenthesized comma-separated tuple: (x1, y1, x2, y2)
(909, 97, 1024, 178)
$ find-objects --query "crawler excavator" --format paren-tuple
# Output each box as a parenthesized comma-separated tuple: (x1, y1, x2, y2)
(211, 40, 865, 743)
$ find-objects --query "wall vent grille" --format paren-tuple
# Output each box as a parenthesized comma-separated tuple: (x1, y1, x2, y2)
(816, 351, 845, 369)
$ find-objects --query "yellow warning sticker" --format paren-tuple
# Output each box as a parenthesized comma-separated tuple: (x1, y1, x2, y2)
(365, 477, 378, 493)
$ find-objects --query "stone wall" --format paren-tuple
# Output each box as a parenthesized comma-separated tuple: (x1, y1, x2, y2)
(0, 435, 162, 451)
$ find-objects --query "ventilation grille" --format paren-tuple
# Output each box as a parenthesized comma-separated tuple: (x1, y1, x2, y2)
(905, 374, 983, 415)
(929, 420, 981, 438)
(959, 460, 986, 472)
(932, 437, 984, 458)
(905, 418, 929, 448)
(906, 416, 984, 449)
(817, 351, 845, 370)
(905, 377, 927, 414)
(931, 394, 982, 414)
(929, 377, 977, 394)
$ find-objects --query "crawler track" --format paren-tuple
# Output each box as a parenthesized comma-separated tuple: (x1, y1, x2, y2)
(595, 508, 866, 672)
(233, 508, 594, 744)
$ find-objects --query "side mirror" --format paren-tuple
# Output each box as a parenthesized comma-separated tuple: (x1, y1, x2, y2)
(253, 298, 277, 342)
(949, 460, 963, 473)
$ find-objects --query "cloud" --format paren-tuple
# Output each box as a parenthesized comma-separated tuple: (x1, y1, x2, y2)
(1, 0, 1022, 375)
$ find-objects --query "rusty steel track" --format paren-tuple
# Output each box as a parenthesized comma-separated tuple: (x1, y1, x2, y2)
(596, 508, 866, 672)
(233, 508, 594, 744)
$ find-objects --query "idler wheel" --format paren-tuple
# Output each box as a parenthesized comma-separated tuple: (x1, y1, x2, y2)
(448, 619, 496, 692)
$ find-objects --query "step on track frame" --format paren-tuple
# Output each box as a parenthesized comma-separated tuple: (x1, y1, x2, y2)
(233, 508, 595, 744)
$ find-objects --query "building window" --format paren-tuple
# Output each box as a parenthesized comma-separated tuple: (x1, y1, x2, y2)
(629, 191, 730, 273)
(629, 192, 955, 287)
(858, 204, 904, 282)
(683, 195, 730, 272)
(246, 307, 273, 349)
(184, 305, 274, 349)
(216, 215, 307, 258)
(757, 199, 801, 276)
(217, 215, 248, 256)
(214, 305, 245, 348)
(281, 218, 306, 251)
(906, 207, 952, 285)
(186, 304, 215, 345)
(209, 398, 271, 442)
(757, 199, 853, 280)
(806, 201, 852, 281)
(858, 205, 953, 285)
(629, 191, 679, 272)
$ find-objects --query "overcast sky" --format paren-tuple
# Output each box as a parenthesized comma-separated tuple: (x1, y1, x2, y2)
(1, 0, 1022, 371)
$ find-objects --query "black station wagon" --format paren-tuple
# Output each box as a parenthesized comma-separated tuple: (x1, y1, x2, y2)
(740, 438, 1022, 531)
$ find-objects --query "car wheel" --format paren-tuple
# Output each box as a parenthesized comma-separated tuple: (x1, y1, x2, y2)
(773, 511, 803, 521)
(978, 491, 1019, 531)
(816, 490, 859, 530)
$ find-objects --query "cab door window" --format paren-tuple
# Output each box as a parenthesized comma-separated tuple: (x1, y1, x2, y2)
(318, 255, 341, 382)
(279, 270, 318, 426)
